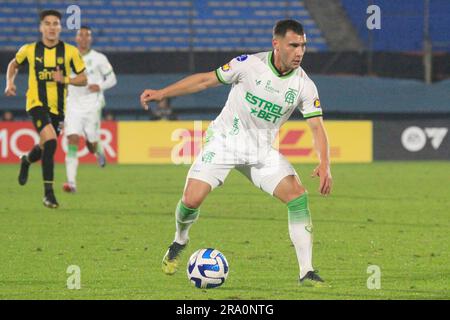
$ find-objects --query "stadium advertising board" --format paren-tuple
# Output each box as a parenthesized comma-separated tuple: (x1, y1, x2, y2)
(118, 121, 372, 164)
(0, 121, 118, 163)
(374, 120, 450, 160)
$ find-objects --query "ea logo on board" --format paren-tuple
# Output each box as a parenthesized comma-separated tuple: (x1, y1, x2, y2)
(401, 126, 448, 152)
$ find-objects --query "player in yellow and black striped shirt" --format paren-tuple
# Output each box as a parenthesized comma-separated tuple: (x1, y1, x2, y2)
(4, 9, 87, 208)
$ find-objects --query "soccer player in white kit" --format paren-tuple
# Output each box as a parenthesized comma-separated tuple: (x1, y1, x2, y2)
(63, 26, 117, 193)
(140, 20, 332, 286)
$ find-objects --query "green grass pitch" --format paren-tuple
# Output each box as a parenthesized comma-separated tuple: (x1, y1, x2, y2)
(0, 162, 449, 300)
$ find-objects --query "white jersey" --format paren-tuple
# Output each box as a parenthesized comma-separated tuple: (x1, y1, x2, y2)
(67, 49, 116, 112)
(209, 51, 322, 163)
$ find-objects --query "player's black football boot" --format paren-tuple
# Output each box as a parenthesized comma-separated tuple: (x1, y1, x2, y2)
(43, 191, 59, 209)
(162, 241, 188, 275)
(18, 155, 30, 186)
(299, 270, 328, 287)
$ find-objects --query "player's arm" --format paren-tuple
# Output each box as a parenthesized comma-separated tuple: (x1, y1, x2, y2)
(307, 116, 332, 196)
(140, 71, 220, 110)
(54, 46, 87, 86)
(5, 44, 30, 96)
(52, 67, 87, 86)
(94, 70, 117, 92)
(89, 56, 117, 93)
(68, 71, 87, 86)
(4, 59, 20, 96)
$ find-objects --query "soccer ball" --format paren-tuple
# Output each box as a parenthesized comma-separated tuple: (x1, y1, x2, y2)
(187, 248, 229, 289)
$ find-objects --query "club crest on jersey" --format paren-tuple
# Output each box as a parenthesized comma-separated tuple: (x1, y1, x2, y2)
(221, 63, 231, 72)
(314, 99, 321, 108)
(236, 54, 248, 62)
(284, 88, 298, 105)
(57, 57, 64, 65)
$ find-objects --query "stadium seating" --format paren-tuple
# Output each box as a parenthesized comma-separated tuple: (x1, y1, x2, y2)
(341, 0, 450, 52)
(0, 0, 327, 51)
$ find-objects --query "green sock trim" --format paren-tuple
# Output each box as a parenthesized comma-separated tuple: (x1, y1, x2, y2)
(175, 200, 200, 223)
(178, 200, 198, 217)
(287, 193, 310, 223)
(67, 144, 78, 158)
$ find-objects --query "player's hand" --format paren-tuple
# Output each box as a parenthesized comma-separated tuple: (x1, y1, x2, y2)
(311, 163, 332, 196)
(4, 83, 16, 96)
(52, 66, 65, 84)
(88, 84, 101, 92)
(140, 89, 164, 110)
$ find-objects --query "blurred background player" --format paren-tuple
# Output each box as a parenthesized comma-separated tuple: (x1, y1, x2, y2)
(4, 9, 86, 208)
(63, 26, 117, 193)
(149, 98, 177, 120)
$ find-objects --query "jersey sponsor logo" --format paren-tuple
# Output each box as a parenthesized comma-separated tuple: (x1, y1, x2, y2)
(228, 116, 240, 135)
(245, 91, 289, 124)
(236, 54, 248, 62)
(264, 80, 280, 94)
(201, 151, 216, 163)
(38, 69, 54, 81)
(221, 63, 231, 72)
(284, 88, 298, 105)
(314, 99, 321, 108)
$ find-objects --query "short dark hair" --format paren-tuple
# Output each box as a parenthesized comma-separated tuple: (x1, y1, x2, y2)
(80, 25, 92, 32)
(273, 19, 304, 38)
(39, 9, 62, 22)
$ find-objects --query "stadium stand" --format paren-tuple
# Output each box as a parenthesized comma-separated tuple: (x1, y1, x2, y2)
(1, 1, 449, 119)
(0, 0, 327, 52)
(341, 0, 450, 52)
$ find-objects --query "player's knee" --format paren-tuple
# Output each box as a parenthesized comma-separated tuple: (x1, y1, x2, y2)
(67, 134, 79, 145)
(182, 179, 211, 208)
(285, 185, 307, 203)
(181, 193, 203, 209)
(40, 123, 57, 140)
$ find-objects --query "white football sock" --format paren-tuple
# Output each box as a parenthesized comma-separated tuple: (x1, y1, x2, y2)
(65, 144, 78, 186)
(287, 193, 314, 279)
(95, 140, 104, 157)
(174, 200, 199, 245)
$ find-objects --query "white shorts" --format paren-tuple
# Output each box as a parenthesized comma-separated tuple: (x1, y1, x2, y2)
(187, 147, 298, 196)
(64, 109, 101, 143)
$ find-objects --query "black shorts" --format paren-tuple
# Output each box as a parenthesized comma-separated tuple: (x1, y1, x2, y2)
(28, 106, 64, 136)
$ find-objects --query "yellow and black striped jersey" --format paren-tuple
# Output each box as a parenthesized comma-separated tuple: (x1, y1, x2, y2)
(15, 40, 86, 115)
